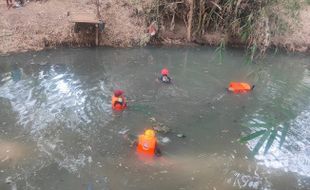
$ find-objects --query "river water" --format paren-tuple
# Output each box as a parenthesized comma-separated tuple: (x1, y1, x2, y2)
(0, 47, 309, 190)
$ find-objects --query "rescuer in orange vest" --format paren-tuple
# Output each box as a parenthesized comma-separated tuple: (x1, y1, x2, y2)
(227, 82, 255, 93)
(136, 129, 161, 157)
(158, 68, 171, 84)
(111, 90, 127, 111)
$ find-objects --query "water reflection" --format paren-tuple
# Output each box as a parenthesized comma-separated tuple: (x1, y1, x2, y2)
(250, 108, 310, 177)
(242, 62, 310, 181)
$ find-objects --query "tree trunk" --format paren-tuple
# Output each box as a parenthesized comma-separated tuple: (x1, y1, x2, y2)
(96, 0, 100, 19)
(187, 0, 194, 42)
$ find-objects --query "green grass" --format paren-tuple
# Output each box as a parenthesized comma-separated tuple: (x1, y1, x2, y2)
(215, 39, 225, 64)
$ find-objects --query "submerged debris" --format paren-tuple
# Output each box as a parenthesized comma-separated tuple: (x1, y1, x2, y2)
(152, 125, 170, 134)
(149, 117, 171, 134)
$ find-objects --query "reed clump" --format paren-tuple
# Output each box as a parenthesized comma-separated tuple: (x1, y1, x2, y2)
(147, 0, 302, 56)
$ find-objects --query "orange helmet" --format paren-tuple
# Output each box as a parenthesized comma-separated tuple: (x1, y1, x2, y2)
(144, 129, 155, 139)
(161, 68, 169, 76)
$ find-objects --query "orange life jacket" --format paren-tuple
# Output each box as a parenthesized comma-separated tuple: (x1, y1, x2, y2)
(111, 95, 127, 111)
(136, 134, 156, 157)
(228, 82, 252, 93)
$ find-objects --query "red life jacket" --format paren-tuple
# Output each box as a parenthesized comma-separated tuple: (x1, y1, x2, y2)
(228, 82, 252, 93)
(111, 95, 127, 111)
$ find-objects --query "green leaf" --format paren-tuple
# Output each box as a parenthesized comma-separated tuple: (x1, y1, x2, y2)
(252, 130, 270, 155)
(239, 130, 266, 143)
(279, 123, 289, 148)
(264, 129, 277, 154)
(215, 40, 225, 64)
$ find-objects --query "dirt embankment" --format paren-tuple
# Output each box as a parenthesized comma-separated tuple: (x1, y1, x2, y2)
(0, 0, 147, 54)
(0, 0, 309, 54)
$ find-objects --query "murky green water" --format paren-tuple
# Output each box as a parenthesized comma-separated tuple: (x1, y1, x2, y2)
(0, 47, 309, 190)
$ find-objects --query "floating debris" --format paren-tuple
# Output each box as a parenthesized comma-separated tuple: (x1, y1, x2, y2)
(177, 133, 186, 138)
(5, 176, 13, 184)
(149, 117, 171, 134)
(149, 117, 156, 122)
(160, 137, 171, 144)
(152, 125, 170, 134)
(118, 128, 130, 135)
(88, 156, 92, 163)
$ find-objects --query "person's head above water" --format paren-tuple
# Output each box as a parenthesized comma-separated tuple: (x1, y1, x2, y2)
(161, 68, 169, 76)
(113, 90, 124, 97)
(144, 129, 155, 139)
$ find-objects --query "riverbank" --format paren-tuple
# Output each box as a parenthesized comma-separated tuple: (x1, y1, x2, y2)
(0, 0, 147, 54)
(0, 0, 309, 55)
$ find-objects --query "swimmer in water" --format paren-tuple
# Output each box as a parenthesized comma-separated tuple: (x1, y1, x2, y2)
(136, 129, 161, 157)
(122, 129, 162, 157)
(158, 68, 171, 84)
(111, 90, 127, 111)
